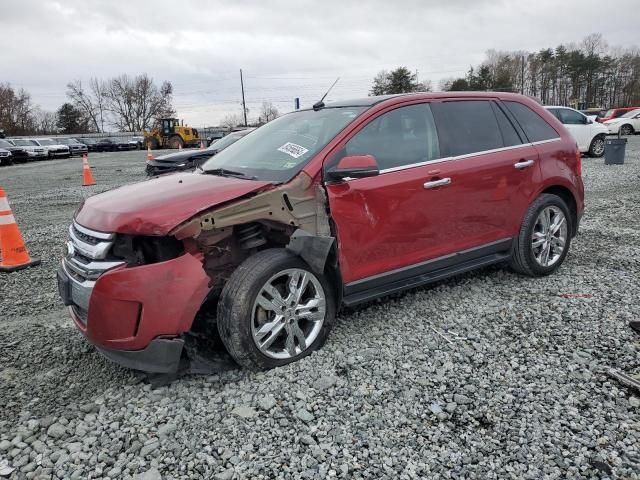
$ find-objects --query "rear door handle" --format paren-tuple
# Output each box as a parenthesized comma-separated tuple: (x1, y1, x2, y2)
(423, 178, 451, 189)
(514, 159, 535, 169)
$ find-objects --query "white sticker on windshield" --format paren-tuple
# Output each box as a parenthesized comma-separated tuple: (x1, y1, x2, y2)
(277, 142, 309, 159)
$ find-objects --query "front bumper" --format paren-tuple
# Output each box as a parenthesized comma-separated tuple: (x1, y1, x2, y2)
(58, 236, 211, 372)
(96, 338, 184, 373)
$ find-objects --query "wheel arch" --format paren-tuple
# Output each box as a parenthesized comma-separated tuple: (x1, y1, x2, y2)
(539, 185, 578, 236)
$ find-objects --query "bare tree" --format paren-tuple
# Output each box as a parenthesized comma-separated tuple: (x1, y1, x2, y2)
(0, 83, 36, 135)
(221, 113, 243, 128)
(259, 101, 279, 123)
(66, 80, 102, 132)
(33, 108, 57, 134)
(103, 74, 174, 131)
(89, 78, 108, 132)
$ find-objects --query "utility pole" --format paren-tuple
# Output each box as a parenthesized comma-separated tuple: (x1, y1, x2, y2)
(240, 69, 248, 127)
(521, 55, 525, 95)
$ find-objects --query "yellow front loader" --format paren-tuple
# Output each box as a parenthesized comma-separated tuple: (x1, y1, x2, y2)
(144, 118, 200, 149)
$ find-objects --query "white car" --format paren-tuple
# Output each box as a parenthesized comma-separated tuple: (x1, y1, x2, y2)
(0, 148, 12, 166)
(9, 139, 47, 160)
(545, 106, 609, 157)
(31, 138, 71, 159)
(603, 109, 640, 136)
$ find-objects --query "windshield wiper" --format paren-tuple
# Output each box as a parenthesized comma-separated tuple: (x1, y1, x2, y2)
(201, 168, 257, 180)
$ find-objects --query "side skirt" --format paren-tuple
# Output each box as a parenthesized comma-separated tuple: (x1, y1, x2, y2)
(342, 238, 513, 307)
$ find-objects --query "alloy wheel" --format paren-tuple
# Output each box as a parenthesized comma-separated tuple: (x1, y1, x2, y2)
(251, 268, 326, 359)
(620, 125, 633, 136)
(592, 138, 605, 156)
(531, 206, 568, 267)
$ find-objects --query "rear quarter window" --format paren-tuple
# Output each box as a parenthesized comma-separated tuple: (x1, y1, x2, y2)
(504, 101, 560, 143)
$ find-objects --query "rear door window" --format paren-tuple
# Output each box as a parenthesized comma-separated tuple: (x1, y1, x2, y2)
(345, 103, 441, 170)
(432, 100, 504, 156)
(503, 101, 560, 142)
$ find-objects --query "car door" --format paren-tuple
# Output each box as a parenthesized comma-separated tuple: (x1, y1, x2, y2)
(430, 99, 541, 247)
(324, 100, 532, 288)
(552, 108, 590, 151)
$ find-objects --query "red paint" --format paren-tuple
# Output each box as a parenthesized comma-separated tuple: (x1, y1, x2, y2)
(336, 154, 378, 170)
(72, 253, 210, 350)
(68, 91, 584, 360)
(75, 172, 272, 235)
(597, 107, 640, 123)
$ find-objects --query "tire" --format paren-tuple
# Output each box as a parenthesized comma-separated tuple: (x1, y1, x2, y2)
(620, 124, 634, 136)
(217, 249, 336, 370)
(510, 193, 573, 277)
(168, 135, 184, 149)
(588, 135, 605, 157)
(147, 137, 160, 150)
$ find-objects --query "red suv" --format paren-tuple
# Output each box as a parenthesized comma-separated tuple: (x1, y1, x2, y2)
(57, 92, 584, 372)
(598, 107, 640, 123)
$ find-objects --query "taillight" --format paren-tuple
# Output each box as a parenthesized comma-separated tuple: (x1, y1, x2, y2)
(575, 149, 582, 177)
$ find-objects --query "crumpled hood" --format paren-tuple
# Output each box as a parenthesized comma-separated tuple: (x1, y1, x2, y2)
(75, 172, 272, 235)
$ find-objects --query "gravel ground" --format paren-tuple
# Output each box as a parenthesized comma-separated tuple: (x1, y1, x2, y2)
(0, 143, 639, 480)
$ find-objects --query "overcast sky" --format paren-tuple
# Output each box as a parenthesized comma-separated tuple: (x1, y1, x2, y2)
(2, 0, 638, 127)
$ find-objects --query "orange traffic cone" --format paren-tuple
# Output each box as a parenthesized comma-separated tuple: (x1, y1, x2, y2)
(200, 141, 205, 150)
(0, 187, 41, 272)
(82, 153, 96, 186)
(147, 143, 154, 161)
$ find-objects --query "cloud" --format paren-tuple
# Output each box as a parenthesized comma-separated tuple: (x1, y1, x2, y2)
(1, 0, 637, 126)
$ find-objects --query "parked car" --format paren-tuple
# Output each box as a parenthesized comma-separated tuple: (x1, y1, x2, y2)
(56, 138, 88, 156)
(131, 136, 144, 149)
(546, 106, 609, 157)
(597, 107, 640, 123)
(146, 129, 255, 176)
(32, 138, 71, 158)
(579, 108, 606, 122)
(0, 139, 29, 163)
(100, 137, 137, 151)
(58, 92, 584, 373)
(603, 108, 640, 136)
(8, 139, 47, 160)
(78, 138, 113, 152)
(0, 148, 12, 166)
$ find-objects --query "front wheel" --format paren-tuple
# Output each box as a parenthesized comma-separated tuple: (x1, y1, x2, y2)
(217, 249, 336, 370)
(588, 135, 605, 157)
(510, 194, 572, 277)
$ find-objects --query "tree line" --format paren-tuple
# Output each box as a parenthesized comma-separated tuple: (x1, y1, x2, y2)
(0, 74, 174, 136)
(371, 34, 639, 110)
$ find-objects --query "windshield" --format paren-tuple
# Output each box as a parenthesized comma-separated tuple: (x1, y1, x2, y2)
(201, 107, 366, 182)
(37, 139, 55, 146)
(13, 139, 38, 146)
(207, 132, 247, 152)
(620, 109, 640, 118)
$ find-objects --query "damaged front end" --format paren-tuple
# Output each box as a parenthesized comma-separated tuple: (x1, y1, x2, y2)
(60, 171, 338, 375)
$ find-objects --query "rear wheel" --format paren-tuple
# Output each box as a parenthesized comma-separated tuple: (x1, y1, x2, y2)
(588, 135, 605, 157)
(510, 194, 572, 277)
(217, 249, 336, 370)
(146, 137, 160, 150)
(168, 135, 184, 149)
(620, 124, 634, 136)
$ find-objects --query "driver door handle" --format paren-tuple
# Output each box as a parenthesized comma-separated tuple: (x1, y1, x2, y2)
(514, 159, 535, 169)
(424, 178, 451, 189)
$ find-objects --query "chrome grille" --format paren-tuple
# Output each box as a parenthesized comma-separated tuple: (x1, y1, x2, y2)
(63, 221, 124, 311)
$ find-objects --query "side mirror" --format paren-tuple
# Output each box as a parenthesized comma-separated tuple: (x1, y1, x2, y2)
(327, 154, 379, 181)
(587, 118, 593, 124)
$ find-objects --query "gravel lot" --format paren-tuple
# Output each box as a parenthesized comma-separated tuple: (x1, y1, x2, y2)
(1, 142, 639, 480)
